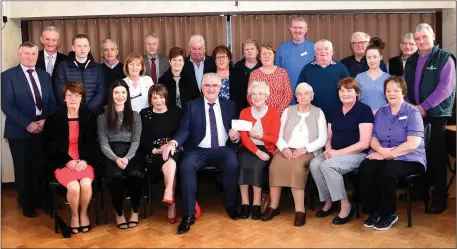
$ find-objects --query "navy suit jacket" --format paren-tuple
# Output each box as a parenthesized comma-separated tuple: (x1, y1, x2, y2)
(172, 97, 239, 152)
(1, 65, 56, 139)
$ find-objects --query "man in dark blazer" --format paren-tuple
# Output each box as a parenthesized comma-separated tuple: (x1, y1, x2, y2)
(143, 33, 169, 83)
(387, 33, 418, 76)
(185, 35, 217, 92)
(162, 73, 241, 234)
(35, 26, 68, 101)
(1, 41, 56, 218)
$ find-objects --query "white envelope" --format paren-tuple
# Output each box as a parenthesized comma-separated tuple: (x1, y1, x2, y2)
(231, 120, 253, 131)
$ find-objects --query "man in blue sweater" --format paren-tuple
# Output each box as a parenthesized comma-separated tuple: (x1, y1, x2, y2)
(275, 16, 315, 104)
(297, 39, 350, 118)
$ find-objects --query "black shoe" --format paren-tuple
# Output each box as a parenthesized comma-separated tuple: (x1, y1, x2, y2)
(429, 199, 447, 214)
(251, 205, 261, 220)
(373, 213, 398, 231)
(177, 215, 196, 234)
(240, 205, 250, 219)
(316, 209, 331, 218)
(226, 206, 240, 220)
(363, 210, 381, 228)
(22, 209, 37, 218)
(332, 207, 355, 225)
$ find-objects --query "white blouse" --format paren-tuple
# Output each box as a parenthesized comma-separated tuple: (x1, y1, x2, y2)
(276, 107, 327, 156)
(123, 75, 154, 112)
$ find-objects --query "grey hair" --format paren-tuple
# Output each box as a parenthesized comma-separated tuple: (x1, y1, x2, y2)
(18, 41, 38, 52)
(248, 81, 270, 97)
(295, 82, 313, 94)
(401, 33, 414, 42)
(101, 38, 119, 49)
(350, 31, 370, 43)
(315, 39, 333, 51)
(42, 25, 61, 35)
(188, 35, 206, 49)
(144, 33, 160, 42)
(413, 23, 435, 35)
(290, 16, 308, 28)
(202, 72, 221, 86)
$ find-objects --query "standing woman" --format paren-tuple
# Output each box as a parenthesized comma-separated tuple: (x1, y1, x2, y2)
(97, 79, 143, 229)
(139, 85, 182, 224)
(248, 43, 293, 114)
(44, 81, 99, 234)
(355, 37, 391, 113)
(123, 53, 154, 112)
(238, 81, 280, 220)
(158, 47, 200, 109)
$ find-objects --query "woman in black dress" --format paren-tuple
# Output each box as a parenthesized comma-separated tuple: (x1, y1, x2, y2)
(139, 84, 182, 224)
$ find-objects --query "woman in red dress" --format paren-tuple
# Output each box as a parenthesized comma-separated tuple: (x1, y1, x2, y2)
(43, 81, 99, 234)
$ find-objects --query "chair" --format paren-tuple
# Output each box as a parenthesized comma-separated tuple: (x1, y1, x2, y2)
(49, 178, 100, 234)
(445, 127, 456, 191)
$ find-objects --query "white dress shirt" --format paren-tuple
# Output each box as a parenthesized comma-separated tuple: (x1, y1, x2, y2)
(276, 107, 327, 156)
(21, 64, 43, 115)
(198, 98, 229, 148)
(44, 50, 57, 74)
(124, 75, 154, 112)
(190, 57, 205, 91)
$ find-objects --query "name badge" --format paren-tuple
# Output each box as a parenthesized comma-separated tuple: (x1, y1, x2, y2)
(399, 116, 407, 120)
(300, 52, 307, 56)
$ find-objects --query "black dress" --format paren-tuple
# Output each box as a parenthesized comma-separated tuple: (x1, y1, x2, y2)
(139, 106, 183, 178)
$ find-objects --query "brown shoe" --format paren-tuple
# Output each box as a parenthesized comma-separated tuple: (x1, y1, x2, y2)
(294, 211, 306, 226)
(261, 207, 280, 221)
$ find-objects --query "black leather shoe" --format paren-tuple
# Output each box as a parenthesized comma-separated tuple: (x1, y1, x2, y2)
(332, 207, 355, 225)
(251, 205, 261, 220)
(177, 215, 195, 234)
(226, 207, 240, 220)
(240, 205, 250, 219)
(429, 199, 447, 214)
(315, 209, 331, 218)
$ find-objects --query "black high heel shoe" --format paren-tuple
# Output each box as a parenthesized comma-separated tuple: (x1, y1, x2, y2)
(80, 224, 92, 233)
(332, 207, 355, 225)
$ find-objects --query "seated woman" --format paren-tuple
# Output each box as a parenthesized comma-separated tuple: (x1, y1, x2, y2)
(43, 81, 99, 234)
(97, 79, 143, 229)
(359, 76, 426, 231)
(139, 84, 184, 224)
(309, 77, 374, 225)
(158, 47, 200, 109)
(123, 53, 154, 112)
(238, 81, 280, 220)
(264, 82, 327, 226)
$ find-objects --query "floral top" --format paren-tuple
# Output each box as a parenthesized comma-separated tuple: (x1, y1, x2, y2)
(219, 77, 230, 100)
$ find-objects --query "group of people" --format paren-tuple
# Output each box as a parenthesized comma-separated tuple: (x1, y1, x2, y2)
(1, 16, 455, 236)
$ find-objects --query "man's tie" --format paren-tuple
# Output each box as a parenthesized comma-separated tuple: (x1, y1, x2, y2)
(208, 103, 219, 149)
(150, 57, 157, 83)
(46, 55, 54, 75)
(26, 69, 43, 111)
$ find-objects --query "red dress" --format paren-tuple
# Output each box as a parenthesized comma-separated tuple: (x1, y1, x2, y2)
(54, 119, 95, 187)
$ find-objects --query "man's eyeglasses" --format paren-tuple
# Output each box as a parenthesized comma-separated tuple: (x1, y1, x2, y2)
(351, 41, 368, 46)
(401, 42, 417, 46)
(202, 84, 220, 89)
(131, 92, 142, 100)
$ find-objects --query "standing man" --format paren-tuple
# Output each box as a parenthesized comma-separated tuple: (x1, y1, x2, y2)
(161, 73, 241, 234)
(275, 16, 315, 104)
(388, 33, 418, 76)
(404, 23, 456, 214)
(36, 26, 68, 100)
(54, 34, 106, 115)
(100, 38, 125, 105)
(341, 31, 388, 77)
(143, 33, 169, 83)
(1, 41, 56, 217)
(297, 39, 350, 118)
(185, 35, 217, 91)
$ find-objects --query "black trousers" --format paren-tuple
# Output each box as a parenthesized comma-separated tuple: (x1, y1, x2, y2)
(423, 117, 449, 199)
(107, 176, 144, 216)
(9, 136, 45, 213)
(359, 159, 424, 217)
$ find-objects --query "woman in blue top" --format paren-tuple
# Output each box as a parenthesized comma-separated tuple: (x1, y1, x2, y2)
(355, 37, 391, 113)
(359, 76, 426, 231)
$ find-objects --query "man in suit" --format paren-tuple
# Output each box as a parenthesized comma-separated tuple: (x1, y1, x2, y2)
(162, 73, 241, 234)
(387, 33, 418, 76)
(185, 35, 217, 91)
(143, 33, 169, 83)
(36, 26, 68, 101)
(1, 41, 56, 217)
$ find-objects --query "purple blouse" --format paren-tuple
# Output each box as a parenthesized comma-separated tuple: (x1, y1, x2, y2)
(370, 101, 427, 169)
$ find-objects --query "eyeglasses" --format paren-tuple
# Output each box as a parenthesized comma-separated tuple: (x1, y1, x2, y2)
(202, 84, 220, 89)
(351, 41, 368, 46)
(131, 92, 142, 100)
(401, 42, 417, 46)
(65, 94, 82, 99)
(215, 55, 228, 61)
(250, 92, 266, 97)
